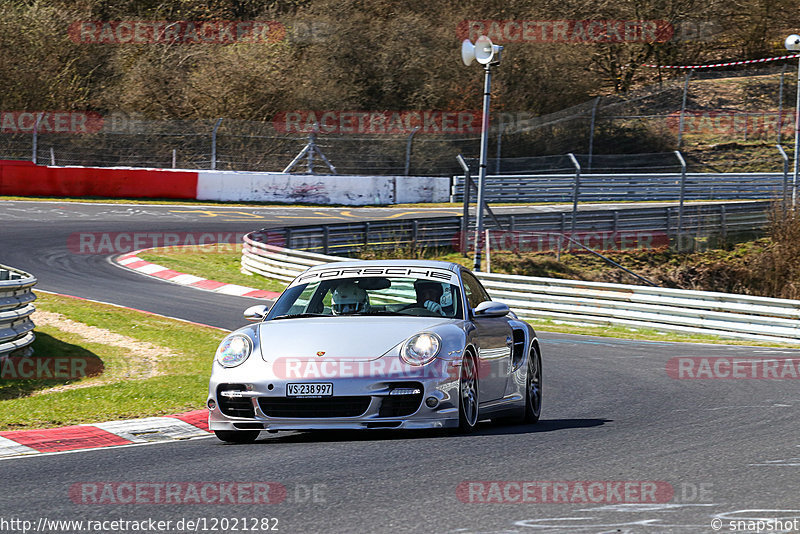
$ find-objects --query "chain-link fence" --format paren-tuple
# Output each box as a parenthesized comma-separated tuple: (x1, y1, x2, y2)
(494, 63, 799, 173)
(0, 63, 797, 176)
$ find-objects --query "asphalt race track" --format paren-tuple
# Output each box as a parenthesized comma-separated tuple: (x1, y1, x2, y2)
(1, 200, 799, 534)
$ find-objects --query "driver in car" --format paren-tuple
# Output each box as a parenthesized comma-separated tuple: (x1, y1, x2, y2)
(331, 281, 370, 315)
(414, 280, 448, 316)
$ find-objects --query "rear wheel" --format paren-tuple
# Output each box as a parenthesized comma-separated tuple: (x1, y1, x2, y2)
(525, 345, 542, 423)
(214, 430, 260, 443)
(458, 352, 479, 432)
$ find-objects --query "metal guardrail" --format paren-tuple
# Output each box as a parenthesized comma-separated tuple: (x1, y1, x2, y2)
(242, 201, 771, 257)
(0, 265, 37, 358)
(450, 173, 788, 203)
(240, 240, 800, 344)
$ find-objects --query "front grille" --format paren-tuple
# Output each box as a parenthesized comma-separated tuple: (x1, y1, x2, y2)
(258, 397, 371, 418)
(379, 384, 424, 417)
(217, 384, 255, 418)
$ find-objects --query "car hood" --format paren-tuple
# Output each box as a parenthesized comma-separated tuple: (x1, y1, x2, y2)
(258, 316, 452, 361)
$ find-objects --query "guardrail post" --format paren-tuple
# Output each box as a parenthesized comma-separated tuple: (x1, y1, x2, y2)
(412, 220, 419, 250)
(674, 150, 688, 250)
(322, 225, 329, 255)
(665, 207, 671, 235)
(567, 153, 581, 235)
(364, 222, 371, 247)
(285, 228, 293, 249)
(720, 204, 727, 244)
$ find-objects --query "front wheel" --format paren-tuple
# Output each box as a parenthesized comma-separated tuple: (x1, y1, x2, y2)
(458, 352, 480, 432)
(525, 346, 542, 423)
(214, 430, 260, 443)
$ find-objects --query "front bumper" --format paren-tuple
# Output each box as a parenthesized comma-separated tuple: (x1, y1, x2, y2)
(208, 358, 461, 431)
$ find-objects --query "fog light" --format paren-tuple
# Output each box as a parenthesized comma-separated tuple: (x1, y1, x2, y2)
(425, 396, 439, 408)
(389, 388, 422, 396)
(207, 399, 216, 410)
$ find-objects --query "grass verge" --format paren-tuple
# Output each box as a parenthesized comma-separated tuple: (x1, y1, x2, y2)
(0, 293, 225, 430)
(136, 245, 287, 293)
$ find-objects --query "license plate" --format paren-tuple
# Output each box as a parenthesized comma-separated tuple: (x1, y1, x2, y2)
(286, 383, 333, 397)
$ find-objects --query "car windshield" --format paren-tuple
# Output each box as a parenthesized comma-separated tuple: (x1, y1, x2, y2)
(266, 271, 463, 320)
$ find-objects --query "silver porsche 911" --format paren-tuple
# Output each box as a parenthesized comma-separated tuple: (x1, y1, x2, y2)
(208, 259, 542, 443)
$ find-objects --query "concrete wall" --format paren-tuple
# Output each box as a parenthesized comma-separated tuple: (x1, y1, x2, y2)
(195, 171, 450, 205)
(0, 160, 450, 205)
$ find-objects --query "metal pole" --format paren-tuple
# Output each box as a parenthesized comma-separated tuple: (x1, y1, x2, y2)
(793, 56, 800, 210)
(677, 71, 692, 148)
(484, 228, 491, 273)
(50, 146, 55, 166)
(777, 144, 790, 210)
(31, 112, 44, 163)
(307, 129, 315, 174)
(211, 118, 222, 170)
(675, 150, 687, 248)
(473, 64, 492, 271)
(172, 149, 177, 169)
(404, 126, 420, 176)
(588, 96, 600, 172)
(456, 154, 472, 257)
(567, 153, 581, 234)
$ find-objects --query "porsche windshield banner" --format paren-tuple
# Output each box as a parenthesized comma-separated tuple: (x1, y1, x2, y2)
(290, 266, 459, 287)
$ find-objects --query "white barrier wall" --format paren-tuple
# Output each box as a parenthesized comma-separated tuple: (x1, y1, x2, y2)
(196, 171, 450, 205)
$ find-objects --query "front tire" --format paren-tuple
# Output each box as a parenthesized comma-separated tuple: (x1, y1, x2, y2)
(525, 345, 542, 423)
(458, 352, 479, 432)
(214, 430, 260, 443)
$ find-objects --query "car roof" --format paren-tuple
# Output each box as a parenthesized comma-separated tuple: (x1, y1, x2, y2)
(305, 258, 465, 273)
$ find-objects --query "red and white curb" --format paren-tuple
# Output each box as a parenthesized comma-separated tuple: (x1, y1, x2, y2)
(0, 410, 211, 458)
(115, 250, 280, 299)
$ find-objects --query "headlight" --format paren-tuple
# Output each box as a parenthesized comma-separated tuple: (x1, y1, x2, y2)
(215, 335, 252, 367)
(402, 333, 441, 366)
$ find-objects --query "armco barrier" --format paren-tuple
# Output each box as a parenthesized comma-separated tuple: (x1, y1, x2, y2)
(242, 201, 771, 257)
(451, 172, 787, 203)
(0, 265, 37, 358)
(241, 231, 800, 344)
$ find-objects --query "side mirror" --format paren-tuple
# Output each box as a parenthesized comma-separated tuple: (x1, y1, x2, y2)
(243, 304, 270, 322)
(473, 301, 510, 318)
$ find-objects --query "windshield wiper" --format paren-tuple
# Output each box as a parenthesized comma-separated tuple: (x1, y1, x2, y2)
(270, 313, 329, 320)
